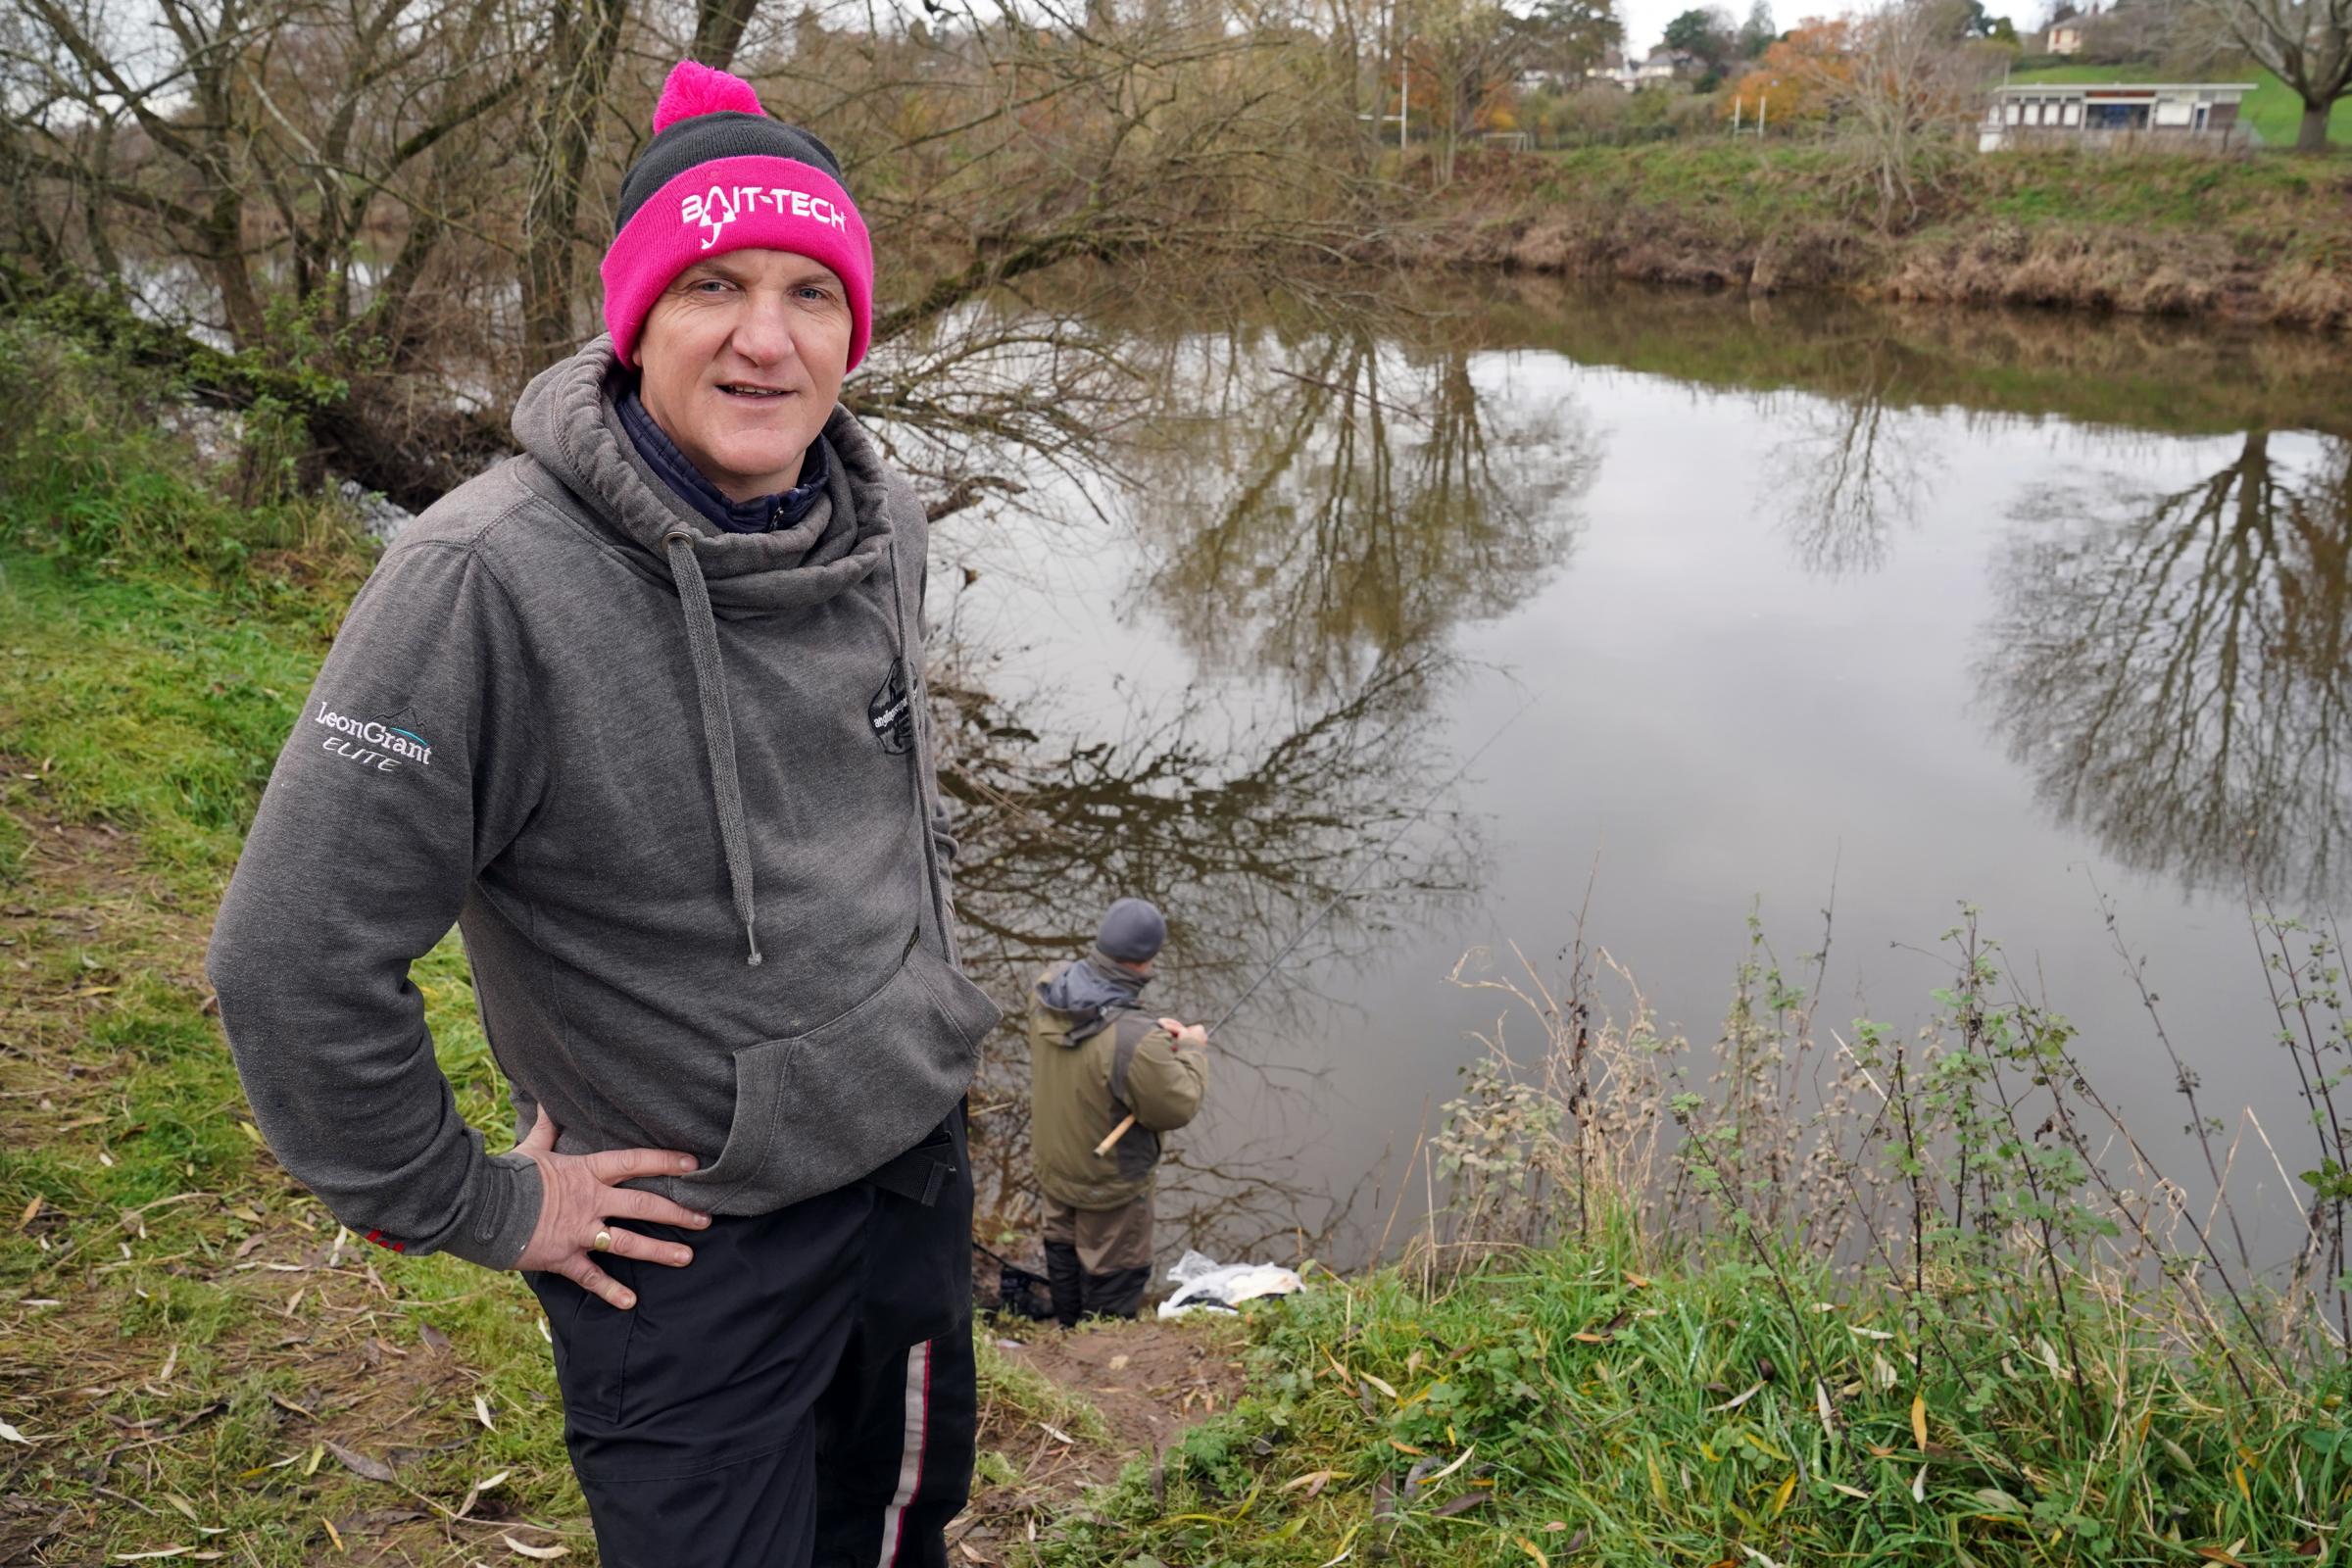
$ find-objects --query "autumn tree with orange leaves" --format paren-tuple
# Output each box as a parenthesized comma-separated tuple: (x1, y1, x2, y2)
(1721, 17, 1853, 125)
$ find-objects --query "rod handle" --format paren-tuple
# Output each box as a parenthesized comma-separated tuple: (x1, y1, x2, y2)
(1093, 1113, 1138, 1157)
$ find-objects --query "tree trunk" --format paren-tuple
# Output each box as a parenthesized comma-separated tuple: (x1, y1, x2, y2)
(692, 0, 762, 70)
(2297, 99, 2332, 152)
(520, 0, 631, 372)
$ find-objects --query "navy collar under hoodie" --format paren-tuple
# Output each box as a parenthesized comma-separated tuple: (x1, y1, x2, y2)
(613, 383, 830, 535)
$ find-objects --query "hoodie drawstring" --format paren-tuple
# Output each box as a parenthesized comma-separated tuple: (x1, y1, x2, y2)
(663, 528, 764, 966)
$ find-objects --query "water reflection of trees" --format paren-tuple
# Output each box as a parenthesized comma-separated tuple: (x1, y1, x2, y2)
(1123, 319, 1595, 699)
(1982, 432, 2352, 902)
(868, 286, 1555, 1251)
(936, 649, 1482, 1245)
(1768, 339, 1938, 579)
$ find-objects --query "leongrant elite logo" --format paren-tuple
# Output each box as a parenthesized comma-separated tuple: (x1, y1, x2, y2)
(681, 183, 851, 251)
(313, 703, 432, 773)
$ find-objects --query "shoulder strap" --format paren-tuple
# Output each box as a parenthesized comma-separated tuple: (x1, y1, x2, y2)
(1107, 1012, 1149, 1110)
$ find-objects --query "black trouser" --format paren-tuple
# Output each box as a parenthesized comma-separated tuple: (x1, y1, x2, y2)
(527, 1124, 973, 1568)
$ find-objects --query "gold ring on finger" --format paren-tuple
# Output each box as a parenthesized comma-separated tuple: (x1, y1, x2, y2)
(592, 1229, 612, 1253)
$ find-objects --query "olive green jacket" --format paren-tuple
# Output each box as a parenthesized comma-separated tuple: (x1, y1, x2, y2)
(1028, 960, 1209, 1210)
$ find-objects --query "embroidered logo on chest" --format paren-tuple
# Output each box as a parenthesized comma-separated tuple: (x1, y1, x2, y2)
(869, 660, 913, 755)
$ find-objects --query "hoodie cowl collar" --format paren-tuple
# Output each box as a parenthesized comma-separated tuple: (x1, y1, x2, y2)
(513, 334, 896, 616)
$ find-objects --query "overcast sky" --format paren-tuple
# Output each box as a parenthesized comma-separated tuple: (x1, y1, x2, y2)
(1615, 0, 1690, 54)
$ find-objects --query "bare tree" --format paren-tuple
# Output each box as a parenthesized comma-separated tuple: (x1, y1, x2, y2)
(1805, 0, 1995, 230)
(2195, 0, 2351, 150)
(520, 0, 631, 370)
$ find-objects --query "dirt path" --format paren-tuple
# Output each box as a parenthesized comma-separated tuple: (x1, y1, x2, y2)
(960, 1316, 1249, 1561)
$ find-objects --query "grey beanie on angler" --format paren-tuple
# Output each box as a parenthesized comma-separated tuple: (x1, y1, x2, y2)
(1098, 898, 1167, 962)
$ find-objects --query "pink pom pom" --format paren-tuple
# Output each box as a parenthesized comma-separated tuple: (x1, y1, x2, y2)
(652, 60, 766, 135)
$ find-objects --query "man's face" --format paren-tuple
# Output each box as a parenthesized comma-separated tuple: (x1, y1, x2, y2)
(635, 249, 853, 502)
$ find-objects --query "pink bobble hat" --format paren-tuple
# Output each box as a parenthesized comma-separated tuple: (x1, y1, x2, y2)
(600, 62, 874, 370)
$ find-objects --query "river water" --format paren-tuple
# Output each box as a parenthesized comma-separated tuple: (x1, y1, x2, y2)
(895, 274, 2351, 1272)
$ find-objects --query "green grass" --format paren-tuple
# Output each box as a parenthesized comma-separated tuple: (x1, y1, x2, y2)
(1536, 135, 2346, 232)
(1036, 1237, 2345, 1568)
(2009, 64, 2352, 148)
(0, 544, 590, 1560)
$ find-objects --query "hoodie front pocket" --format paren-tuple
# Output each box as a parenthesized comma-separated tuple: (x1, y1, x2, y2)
(679, 940, 1002, 1213)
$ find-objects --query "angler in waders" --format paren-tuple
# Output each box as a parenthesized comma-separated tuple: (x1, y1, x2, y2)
(1027, 899, 1210, 1324)
(207, 61, 1001, 1568)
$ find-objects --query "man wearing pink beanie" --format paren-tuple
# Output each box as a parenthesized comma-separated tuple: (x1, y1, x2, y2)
(210, 58, 991, 1568)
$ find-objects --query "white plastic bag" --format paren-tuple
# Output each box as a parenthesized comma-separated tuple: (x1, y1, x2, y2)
(1156, 1256, 1305, 1318)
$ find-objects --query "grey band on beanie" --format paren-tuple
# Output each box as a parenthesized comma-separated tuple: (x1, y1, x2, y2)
(1098, 898, 1167, 963)
(615, 112, 848, 233)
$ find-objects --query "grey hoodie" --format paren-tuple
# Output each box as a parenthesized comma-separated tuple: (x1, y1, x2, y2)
(206, 337, 1002, 1270)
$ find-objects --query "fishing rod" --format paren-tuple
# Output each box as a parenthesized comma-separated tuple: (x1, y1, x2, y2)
(1093, 691, 1537, 1156)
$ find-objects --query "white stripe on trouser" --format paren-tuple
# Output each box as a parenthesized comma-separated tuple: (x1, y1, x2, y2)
(876, 1340, 933, 1568)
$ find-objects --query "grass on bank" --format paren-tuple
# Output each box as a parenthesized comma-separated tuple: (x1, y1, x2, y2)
(2009, 65, 2352, 149)
(0, 454, 593, 1557)
(0, 328, 1108, 1564)
(1534, 137, 2352, 238)
(1041, 1235, 2352, 1568)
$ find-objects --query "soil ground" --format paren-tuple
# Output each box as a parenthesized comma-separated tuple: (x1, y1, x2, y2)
(958, 1316, 1250, 1562)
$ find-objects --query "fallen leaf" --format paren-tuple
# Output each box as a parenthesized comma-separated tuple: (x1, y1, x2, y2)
(419, 1322, 453, 1351)
(1709, 1381, 1765, 1413)
(1358, 1372, 1397, 1399)
(15, 1197, 39, 1230)
(1280, 1470, 1337, 1497)
(454, 1468, 512, 1521)
(1037, 1422, 1074, 1446)
(1387, 1438, 1425, 1455)
(2194, 1550, 2247, 1567)
(0, 1421, 29, 1446)
(1516, 1537, 1549, 1568)
(112, 1550, 194, 1562)
(322, 1517, 344, 1553)
(1911, 1463, 1928, 1503)
(475, 1395, 496, 1431)
(1429, 1493, 1486, 1518)
(1415, 1446, 1475, 1492)
(1973, 1487, 2025, 1515)
(1910, 1392, 1928, 1449)
(502, 1534, 571, 1559)
(323, 1440, 395, 1484)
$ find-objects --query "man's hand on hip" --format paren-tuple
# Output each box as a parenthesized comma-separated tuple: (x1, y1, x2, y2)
(512, 1108, 710, 1309)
